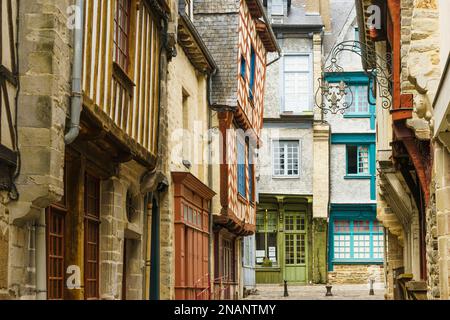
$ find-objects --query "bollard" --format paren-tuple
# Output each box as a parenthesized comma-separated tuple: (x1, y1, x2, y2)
(325, 284, 333, 297)
(284, 280, 289, 297)
(369, 279, 375, 296)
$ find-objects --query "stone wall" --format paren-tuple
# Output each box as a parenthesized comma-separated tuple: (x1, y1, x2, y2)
(3, 0, 73, 300)
(328, 264, 384, 285)
(0, 204, 8, 299)
(99, 160, 147, 300)
(435, 142, 450, 299)
(385, 231, 404, 300)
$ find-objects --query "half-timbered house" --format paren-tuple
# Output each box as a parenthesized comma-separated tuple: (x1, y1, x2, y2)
(193, 0, 280, 299)
(50, 0, 174, 300)
(356, 0, 441, 300)
(158, 0, 218, 300)
(0, 0, 19, 299)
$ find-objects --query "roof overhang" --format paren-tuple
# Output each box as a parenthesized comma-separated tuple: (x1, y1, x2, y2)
(177, 13, 218, 74)
(246, 0, 281, 53)
(355, 0, 384, 70)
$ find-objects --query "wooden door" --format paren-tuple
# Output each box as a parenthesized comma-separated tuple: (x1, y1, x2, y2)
(284, 212, 307, 283)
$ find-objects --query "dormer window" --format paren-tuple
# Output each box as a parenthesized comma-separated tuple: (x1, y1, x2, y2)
(272, 0, 284, 16)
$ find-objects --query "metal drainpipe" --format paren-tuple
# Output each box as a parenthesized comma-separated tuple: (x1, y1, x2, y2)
(207, 67, 217, 297)
(36, 209, 46, 300)
(65, 0, 85, 145)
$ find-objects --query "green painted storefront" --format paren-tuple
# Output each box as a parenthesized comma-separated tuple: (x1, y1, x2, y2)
(255, 195, 328, 285)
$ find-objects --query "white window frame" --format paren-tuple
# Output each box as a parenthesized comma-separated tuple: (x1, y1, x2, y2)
(272, 139, 301, 178)
(271, 0, 284, 16)
(281, 53, 313, 114)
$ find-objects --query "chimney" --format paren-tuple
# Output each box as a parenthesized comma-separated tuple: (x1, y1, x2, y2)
(320, 0, 331, 32)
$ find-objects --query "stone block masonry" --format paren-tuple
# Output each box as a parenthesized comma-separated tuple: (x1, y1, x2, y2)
(328, 265, 384, 285)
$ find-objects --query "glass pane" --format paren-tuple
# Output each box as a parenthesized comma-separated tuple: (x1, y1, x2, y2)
(358, 146, 369, 174)
(272, 0, 284, 15)
(347, 145, 358, 174)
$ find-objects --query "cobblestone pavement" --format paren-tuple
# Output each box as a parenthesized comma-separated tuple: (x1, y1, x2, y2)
(244, 283, 386, 300)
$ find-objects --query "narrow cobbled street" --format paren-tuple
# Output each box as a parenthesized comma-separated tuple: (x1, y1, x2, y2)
(244, 284, 385, 300)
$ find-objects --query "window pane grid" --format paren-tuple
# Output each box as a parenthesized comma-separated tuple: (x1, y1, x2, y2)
(347, 85, 369, 113)
(333, 220, 384, 262)
(284, 56, 310, 113)
(273, 141, 299, 177)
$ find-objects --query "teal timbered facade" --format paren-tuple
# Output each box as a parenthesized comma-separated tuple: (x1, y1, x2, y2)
(328, 204, 384, 271)
(326, 70, 385, 282)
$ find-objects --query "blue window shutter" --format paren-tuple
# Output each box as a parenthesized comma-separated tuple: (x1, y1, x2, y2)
(241, 56, 246, 79)
(248, 143, 253, 200)
(249, 48, 256, 100)
(237, 139, 246, 197)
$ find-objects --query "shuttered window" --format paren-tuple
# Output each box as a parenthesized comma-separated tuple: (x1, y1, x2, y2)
(237, 138, 246, 197)
(84, 173, 100, 300)
(248, 142, 254, 201)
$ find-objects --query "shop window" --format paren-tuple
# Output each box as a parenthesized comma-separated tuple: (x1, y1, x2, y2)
(332, 219, 384, 262)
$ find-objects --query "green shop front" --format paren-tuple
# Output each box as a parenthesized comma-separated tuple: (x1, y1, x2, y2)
(255, 195, 327, 285)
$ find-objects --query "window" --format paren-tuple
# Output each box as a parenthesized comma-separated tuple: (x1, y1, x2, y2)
(273, 140, 299, 177)
(182, 203, 202, 228)
(346, 145, 369, 175)
(256, 211, 278, 265)
(284, 213, 306, 265)
(113, 0, 132, 71)
(248, 142, 254, 201)
(237, 138, 246, 197)
(346, 85, 369, 114)
(223, 239, 235, 282)
(84, 173, 100, 300)
(46, 207, 66, 300)
(354, 27, 361, 51)
(332, 219, 384, 262)
(283, 55, 311, 113)
(249, 47, 256, 100)
(240, 56, 246, 79)
(272, 0, 284, 15)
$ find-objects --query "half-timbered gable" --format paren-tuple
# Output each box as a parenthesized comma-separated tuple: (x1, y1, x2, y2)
(81, 0, 170, 167)
(195, 0, 278, 237)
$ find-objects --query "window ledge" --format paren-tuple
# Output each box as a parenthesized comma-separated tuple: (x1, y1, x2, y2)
(272, 175, 300, 180)
(332, 260, 384, 265)
(344, 175, 371, 180)
(343, 113, 372, 119)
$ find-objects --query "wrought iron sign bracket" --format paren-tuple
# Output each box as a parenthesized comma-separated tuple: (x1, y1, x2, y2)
(315, 40, 393, 115)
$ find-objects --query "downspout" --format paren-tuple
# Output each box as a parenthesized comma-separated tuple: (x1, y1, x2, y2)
(148, 11, 171, 300)
(65, 0, 85, 145)
(35, 209, 46, 300)
(207, 68, 217, 297)
(142, 193, 150, 300)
